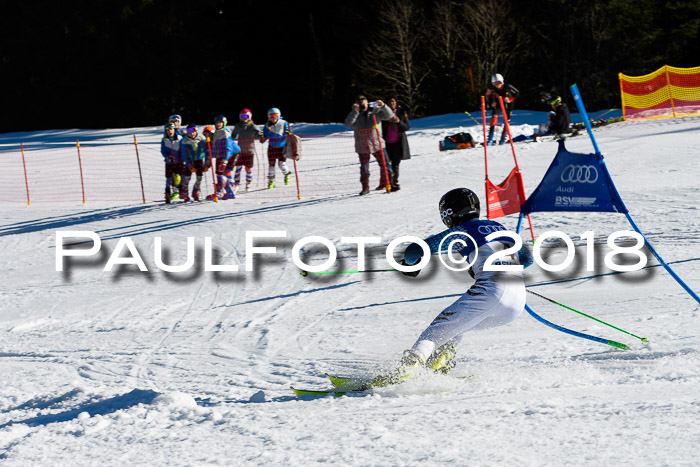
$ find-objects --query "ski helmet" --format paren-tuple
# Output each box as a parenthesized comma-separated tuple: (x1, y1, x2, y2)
(550, 96, 562, 106)
(239, 109, 252, 120)
(164, 122, 176, 132)
(203, 125, 214, 135)
(491, 74, 504, 87)
(169, 114, 182, 124)
(214, 115, 227, 125)
(439, 188, 480, 228)
(267, 107, 281, 117)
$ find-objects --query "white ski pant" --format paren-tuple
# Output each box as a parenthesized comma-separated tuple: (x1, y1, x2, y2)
(411, 273, 526, 361)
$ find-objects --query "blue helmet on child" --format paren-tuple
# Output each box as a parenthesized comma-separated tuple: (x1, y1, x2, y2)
(439, 188, 480, 228)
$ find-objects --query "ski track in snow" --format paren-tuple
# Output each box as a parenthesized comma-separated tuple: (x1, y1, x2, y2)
(1, 112, 699, 465)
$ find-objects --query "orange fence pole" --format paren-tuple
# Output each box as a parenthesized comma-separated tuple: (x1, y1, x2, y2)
(133, 135, 146, 204)
(664, 65, 677, 118)
(287, 125, 301, 200)
(76, 139, 86, 204)
(20, 143, 31, 205)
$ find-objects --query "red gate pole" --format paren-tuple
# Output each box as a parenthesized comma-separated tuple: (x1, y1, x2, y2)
(481, 96, 489, 215)
(20, 143, 31, 205)
(133, 135, 146, 204)
(372, 114, 391, 193)
(76, 139, 86, 204)
(498, 96, 535, 241)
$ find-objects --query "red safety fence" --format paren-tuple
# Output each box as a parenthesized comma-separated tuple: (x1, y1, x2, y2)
(619, 65, 700, 120)
(0, 128, 391, 204)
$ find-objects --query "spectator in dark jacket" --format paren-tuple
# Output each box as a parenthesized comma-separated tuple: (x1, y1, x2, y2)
(381, 97, 411, 191)
(546, 96, 571, 135)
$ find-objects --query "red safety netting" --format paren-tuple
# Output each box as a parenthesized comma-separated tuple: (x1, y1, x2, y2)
(0, 128, 392, 204)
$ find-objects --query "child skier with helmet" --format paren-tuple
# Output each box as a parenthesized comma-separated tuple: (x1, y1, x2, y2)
(485, 73, 520, 145)
(168, 114, 187, 137)
(261, 107, 292, 189)
(370, 188, 532, 387)
(161, 122, 181, 203)
(178, 124, 206, 202)
(210, 115, 241, 199)
(231, 109, 262, 192)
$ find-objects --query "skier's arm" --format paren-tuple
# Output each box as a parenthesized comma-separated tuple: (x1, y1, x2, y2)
(398, 113, 410, 132)
(506, 84, 520, 101)
(344, 106, 359, 129)
(517, 243, 533, 269)
(373, 103, 394, 121)
(231, 139, 241, 155)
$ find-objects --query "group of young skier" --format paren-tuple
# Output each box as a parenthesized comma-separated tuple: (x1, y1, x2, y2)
(160, 108, 293, 203)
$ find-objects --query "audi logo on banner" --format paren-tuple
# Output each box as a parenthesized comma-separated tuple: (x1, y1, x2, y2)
(561, 165, 599, 184)
(478, 225, 506, 235)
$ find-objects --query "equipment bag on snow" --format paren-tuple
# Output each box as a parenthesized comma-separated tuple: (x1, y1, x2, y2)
(283, 133, 303, 161)
(439, 132, 474, 151)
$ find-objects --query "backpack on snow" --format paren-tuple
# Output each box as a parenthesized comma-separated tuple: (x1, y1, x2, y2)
(439, 132, 474, 151)
(283, 133, 302, 161)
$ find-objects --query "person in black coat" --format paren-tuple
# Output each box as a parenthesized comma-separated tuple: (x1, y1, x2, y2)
(546, 96, 571, 135)
(381, 97, 411, 191)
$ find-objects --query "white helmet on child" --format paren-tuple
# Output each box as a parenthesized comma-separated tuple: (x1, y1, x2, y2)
(491, 74, 504, 86)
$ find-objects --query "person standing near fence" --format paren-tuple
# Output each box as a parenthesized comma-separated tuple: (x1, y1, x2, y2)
(344, 95, 393, 195)
(485, 73, 519, 145)
(210, 115, 240, 199)
(261, 107, 292, 189)
(161, 122, 181, 204)
(381, 97, 411, 192)
(178, 124, 207, 202)
(231, 109, 261, 193)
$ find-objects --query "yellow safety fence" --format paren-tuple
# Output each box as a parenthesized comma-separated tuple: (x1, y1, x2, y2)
(619, 65, 700, 120)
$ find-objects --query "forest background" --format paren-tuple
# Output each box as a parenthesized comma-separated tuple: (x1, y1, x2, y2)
(2, 0, 699, 132)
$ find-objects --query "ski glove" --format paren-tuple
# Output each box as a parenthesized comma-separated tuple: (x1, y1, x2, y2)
(517, 243, 534, 269)
(400, 259, 420, 277)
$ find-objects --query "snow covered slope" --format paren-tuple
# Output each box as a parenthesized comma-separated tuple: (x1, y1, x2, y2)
(1, 111, 699, 465)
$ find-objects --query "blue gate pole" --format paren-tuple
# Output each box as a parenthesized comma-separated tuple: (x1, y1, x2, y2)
(525, 304, 627, 349)
(570, 84, 700, 305)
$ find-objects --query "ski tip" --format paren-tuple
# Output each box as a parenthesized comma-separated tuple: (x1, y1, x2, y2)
(290, 386, 355, 397)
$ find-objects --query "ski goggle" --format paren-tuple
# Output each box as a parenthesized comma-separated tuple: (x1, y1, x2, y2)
(240, 113, 251, 120)
(187, 127, 197, 133)
(493, 81, 503, 87)
(268, 113, 279, 119)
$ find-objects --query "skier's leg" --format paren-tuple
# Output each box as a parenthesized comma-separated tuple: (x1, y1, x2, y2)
(488, 111, 498, 145)
(234, 165, 243, 186)
(411, 277, 526, 361)
(358, 153, 370, 195)
(373, 151, 389, 189)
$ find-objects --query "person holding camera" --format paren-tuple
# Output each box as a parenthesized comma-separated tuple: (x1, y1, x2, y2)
(344, 95, 393, 195)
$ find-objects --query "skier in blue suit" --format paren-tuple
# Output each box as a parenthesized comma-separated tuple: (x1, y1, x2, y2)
(373, 188, 532, 386)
